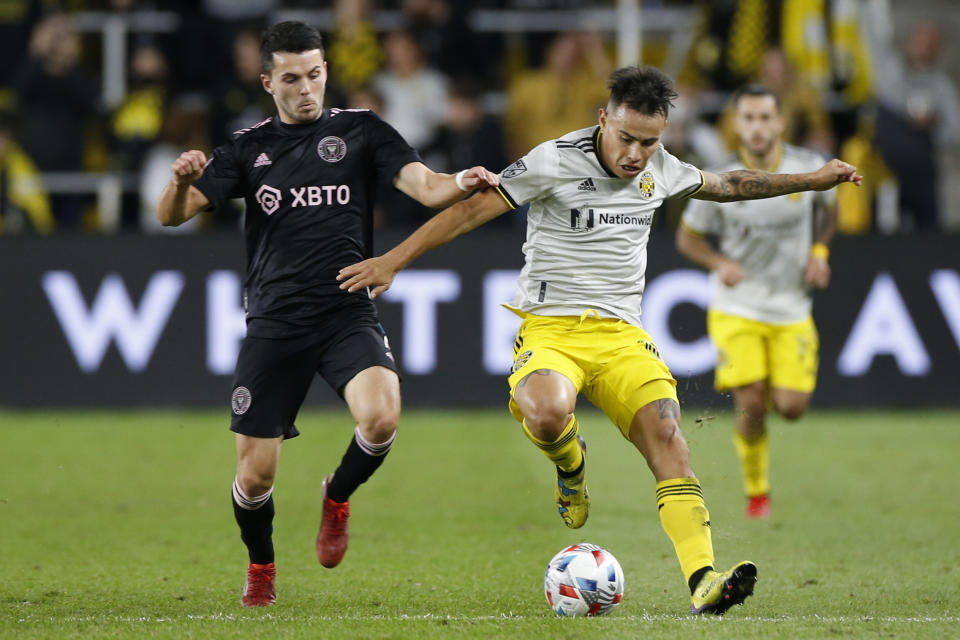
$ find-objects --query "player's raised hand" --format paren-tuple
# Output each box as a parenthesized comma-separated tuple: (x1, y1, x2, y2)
(716, 258, 745, 287)
(337, 256, 399, 299)
(171, 150, 208, 186)
(813, 159, 862, 190)
(805, 254, 831, 288)
(458, 166, 500, 190)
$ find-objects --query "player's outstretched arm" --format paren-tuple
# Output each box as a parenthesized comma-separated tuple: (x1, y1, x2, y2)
(157, 150, 211, 226)
(393, 161, 500, 209)
(338, 188, 511, 298)
(675, 224, 744, 286)
(694, 159, 862, 203)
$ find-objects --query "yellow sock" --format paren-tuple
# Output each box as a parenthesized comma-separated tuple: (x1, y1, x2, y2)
(656, 478, 715, 583)
(733, 431, 770, 497)
(522, 415, 583, 473)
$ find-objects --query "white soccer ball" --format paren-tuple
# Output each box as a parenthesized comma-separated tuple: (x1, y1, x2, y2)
(543, 543, 625, 617)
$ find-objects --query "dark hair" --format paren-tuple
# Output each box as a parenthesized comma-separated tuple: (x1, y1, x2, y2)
(732, 84, 782, 111)
(607, 65, 677, 118)
(260, 21, 324, 74)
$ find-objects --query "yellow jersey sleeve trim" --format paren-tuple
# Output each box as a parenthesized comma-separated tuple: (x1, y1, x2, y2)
(494, 184, 519, 210)
(672, 169, 706, 199)
(688, 169, 706, 197)
(679, 219, 707, 237)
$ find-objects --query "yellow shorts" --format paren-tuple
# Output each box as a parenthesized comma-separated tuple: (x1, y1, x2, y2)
(507, 311, 678, 439)
(707, 308, 819, 393)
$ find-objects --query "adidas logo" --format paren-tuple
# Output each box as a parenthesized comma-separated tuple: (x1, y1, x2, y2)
(254, 153, 272, 167)
(577, 178, 597, 191)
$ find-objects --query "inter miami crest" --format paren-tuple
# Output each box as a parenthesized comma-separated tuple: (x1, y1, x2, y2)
(232, 386, 252, 415)
(318, 136, 347, 162)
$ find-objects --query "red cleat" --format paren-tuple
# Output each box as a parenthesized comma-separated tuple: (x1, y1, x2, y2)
(317, 474, 350, 568)
(745, 494, 771, 519)
(241, 562, 276, 607)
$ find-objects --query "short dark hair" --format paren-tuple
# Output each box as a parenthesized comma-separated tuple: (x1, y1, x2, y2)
(732, 84, 782, 111)
(260, 21, 324, 74)
(607, 65, 677, 118)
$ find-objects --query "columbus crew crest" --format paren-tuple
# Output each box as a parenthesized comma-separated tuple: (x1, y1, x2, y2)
(638, 171, 655, 200)
(232, 386, 252, 415)
(318, 136, 347, 162)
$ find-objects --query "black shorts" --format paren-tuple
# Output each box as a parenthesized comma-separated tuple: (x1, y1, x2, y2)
(229, 319, 398, 439)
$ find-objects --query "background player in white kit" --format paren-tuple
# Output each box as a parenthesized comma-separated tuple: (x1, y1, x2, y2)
(676, 85, 837, 519)
(338, 66, 861, 615)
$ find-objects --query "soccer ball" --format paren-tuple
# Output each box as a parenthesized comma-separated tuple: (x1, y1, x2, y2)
(543, 543, 625, 617)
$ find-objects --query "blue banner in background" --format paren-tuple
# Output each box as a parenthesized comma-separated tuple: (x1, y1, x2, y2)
(1, 231, 958, 408)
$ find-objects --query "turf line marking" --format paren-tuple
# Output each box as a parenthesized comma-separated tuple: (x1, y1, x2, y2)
(27, 614, 960, 624)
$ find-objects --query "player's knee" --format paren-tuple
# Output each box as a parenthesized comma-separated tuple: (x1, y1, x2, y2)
(776, 400, 808, 421)
(358, 410, 400, 444)
(735, 384, 767, 417)
(522, 402, 570, 440)
(651, 417, 685, 449)
(236, 469, 275, 497)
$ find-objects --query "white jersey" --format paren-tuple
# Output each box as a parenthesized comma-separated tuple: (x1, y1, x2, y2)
(496, 126, 703, 327)
(680, 144, 834, 324)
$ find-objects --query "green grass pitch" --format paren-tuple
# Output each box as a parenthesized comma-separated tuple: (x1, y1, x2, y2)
(2, 407, 959, 639)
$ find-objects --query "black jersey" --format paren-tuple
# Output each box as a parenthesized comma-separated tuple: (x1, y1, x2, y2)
(194, 109, 422, 338)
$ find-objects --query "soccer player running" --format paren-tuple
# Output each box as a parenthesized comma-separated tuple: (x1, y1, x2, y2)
(156, 21, 498, 607)
(337, 66, 860, 615)
(676, 85, 837, 519)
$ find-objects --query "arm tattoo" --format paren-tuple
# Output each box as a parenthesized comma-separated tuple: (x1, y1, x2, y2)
(700, 170, 817, 203)
(653, 398, 681, 420)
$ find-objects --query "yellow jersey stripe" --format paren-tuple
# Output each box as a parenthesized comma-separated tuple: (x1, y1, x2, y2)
(495, 184, 518, 210)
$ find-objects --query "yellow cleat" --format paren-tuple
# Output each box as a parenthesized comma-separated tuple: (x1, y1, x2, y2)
(689, 561, 757, 615)
(555, 436, 589, 528)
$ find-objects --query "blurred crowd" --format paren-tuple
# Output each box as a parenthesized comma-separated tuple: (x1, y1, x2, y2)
(0, 0, 957, 235)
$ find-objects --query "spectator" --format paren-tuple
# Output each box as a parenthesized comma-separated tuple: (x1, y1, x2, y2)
(423, 78, 508, 177)
(401, 0, 498, 85)
(756, 47, 833, 154)
(373, 30, 448, 151)
(110, 45, 169, 172)
(422, 78, 514, 227)
(680, 0, 777, 91)
(139, 99, 211, 234)
(212, 29, 275, 147)
(13, 13, 99, 230)
(662, 85, 728, 169)
(503, 31, 611, 159)
(870, 20, 960, 231)
(0, 110, 53, 234)
(0, 0, 44, 107)
(326, 0, 383, 104)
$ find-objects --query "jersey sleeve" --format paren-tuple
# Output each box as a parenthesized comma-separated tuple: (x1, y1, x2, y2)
(680, 196, 720, 236)
(365, 112, 423, 186)
(659, 146, 705, 199)
(192, 142, 245, 212)
(493, 141, 557, 209)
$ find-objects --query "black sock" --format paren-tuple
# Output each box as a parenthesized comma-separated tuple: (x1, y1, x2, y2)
(326, 429, 394, 503)
(688, 566, 713, 594)
(232, 490, 275, 565)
